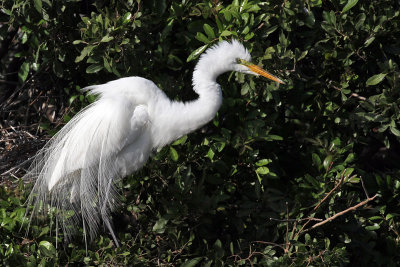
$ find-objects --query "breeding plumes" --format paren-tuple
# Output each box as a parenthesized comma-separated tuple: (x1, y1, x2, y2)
(24, 40, 284, 247)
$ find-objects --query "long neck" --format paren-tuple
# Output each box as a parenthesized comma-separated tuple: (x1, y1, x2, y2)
(151, 61, 224, 148)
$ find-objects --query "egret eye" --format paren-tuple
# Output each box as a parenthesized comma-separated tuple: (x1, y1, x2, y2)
(237, 58, 251, 66)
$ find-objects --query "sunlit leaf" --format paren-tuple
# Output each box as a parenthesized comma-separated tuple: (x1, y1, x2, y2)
(342, 0, 359, 13)
(169, 147, 178, 161)
(366, 73, 386, 86)
(187, 45, 208, 62)
(86, 64, 103, 73)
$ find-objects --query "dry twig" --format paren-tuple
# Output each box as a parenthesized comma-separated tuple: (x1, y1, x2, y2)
(307, 194, 378, 231)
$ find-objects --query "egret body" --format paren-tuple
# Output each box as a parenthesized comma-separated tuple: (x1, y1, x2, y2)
(25, 40, 284, 246)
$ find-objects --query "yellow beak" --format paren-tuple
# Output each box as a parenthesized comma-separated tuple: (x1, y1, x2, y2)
(247, 64, 285, 84)
(239, 59, 285, 84)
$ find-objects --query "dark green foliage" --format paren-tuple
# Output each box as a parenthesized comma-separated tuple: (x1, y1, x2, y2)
(1, 0, 399, 265)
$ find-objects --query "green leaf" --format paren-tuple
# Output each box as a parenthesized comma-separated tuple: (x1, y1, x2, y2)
(72, 40, 85, 45)
(355, 13, 366, 30)
(38, 226, 50, 237)
(323, 155, 333, 170)
(187, 45, 208, 62)
(342, 0, 359, 13)
(161, 19, 174, 40)
(312, 153, 321, 168)
(180, 257, 203, 267)
(207, 148, 215, 160)
(366, 73, 386, 86)
(119, 251, 130, 256)
(75, 45, 95, 63)
(390, 127, 400, 137)
(220, 30, 232, 37)
(153, 217, 168, 233)
(195, 32, 210, 44)
(100, 35, 114, 43)
(365, 224, 380, 231)
(18, 62, 29, 83)
(86, 64, 103, 73)
(263, 135, 283, 141)
(33, 0, 42, 14)
(305, 11, 316, 28)
(264, 25, 278, 36)
(256, 159, 272, 166)
(172, 135, 187, 146)
(323, 11, 336, 27)
(241, 84, 249, 95)
(39, 241, 56, 257)
(245, 32, 254, 40)
(169, 147, 178, 161)
(103, 57, 112, 72)
(256, 167, 269, 175)
(68, 95, 79, 105)
(364, 36, 375, 47)
(223, 10, 232, 22)
(1, 8, 12, 15)
(203, 24, 215, 39)
(121, 12, 132, 24)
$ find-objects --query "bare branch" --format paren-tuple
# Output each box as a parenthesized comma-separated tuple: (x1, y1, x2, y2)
(360, 176, 369, 199)
(269, 217, 322, 223)
(285, 202, 289, 253)
(307, 194, 378, 231)
(313, 171, 345, 211)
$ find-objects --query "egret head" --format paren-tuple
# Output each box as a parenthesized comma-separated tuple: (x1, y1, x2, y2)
(193, 40, 285, 88)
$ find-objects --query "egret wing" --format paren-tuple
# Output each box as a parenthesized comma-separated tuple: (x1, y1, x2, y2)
(25, 96, 149, 243)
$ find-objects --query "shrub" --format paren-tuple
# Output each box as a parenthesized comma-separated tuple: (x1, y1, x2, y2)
(1, 0, 399, 265)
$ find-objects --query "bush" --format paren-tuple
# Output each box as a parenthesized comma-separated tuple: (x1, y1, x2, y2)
(1, 0, 399, 265)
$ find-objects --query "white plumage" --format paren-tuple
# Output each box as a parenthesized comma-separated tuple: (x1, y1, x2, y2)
(24, 40, 284, 247)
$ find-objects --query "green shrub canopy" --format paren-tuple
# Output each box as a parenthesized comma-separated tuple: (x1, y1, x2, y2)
(0, 0, 399, 265)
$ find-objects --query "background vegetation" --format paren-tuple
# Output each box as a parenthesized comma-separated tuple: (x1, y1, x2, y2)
(1, 0, 399, 265)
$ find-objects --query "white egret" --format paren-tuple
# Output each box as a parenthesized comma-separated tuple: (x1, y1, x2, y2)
(25, 40, 284, 247)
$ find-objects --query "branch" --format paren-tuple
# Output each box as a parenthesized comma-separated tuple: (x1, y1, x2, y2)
(360, 176, 369, 198)
(294, 171, 347, 239)
(307, 194, 378, 231)
(285, 202, 289, 253)
(269, 217, 322, 223)
(313, 171, 346, 211)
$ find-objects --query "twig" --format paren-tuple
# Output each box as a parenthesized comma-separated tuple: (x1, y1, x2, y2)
(28, 90, 44, 106)
(269, 217, 322, 222)
(350, 93, 367, 101)
(23, 130, 37, 139)
(285, 202, 289, 253)
(360, 176, 369, 198)
(294, 170, 349, 239)
(307, 194, 378, 231)
(1, 155, 35, 176)
(290, 221, 297, 241)
(313, 171, 346, 211)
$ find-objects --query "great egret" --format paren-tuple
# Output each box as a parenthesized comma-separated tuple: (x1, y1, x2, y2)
(25, 40, 284, 247)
